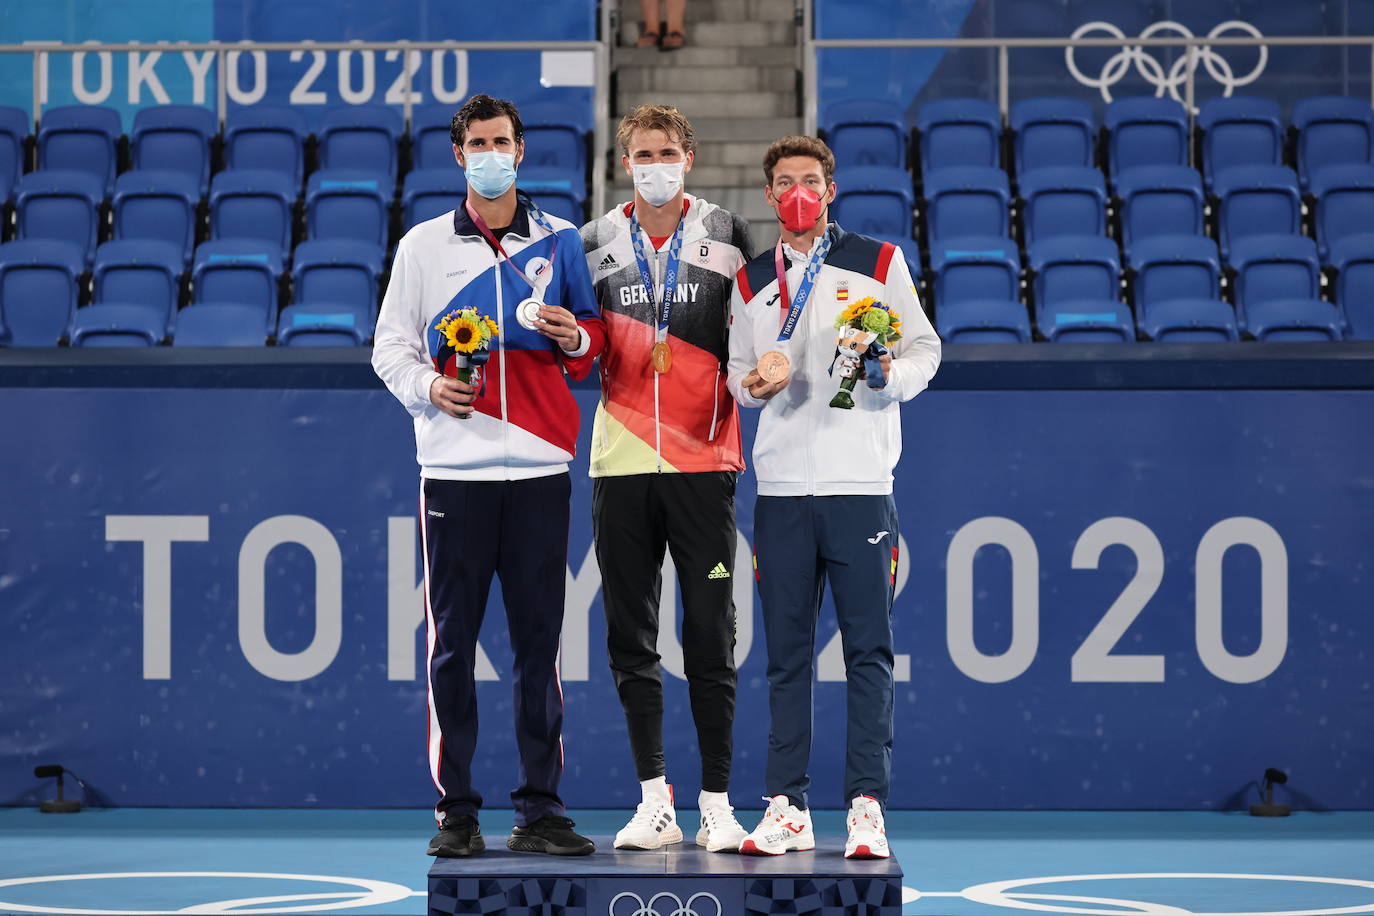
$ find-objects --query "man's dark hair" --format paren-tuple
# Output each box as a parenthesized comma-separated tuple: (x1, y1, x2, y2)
(450, 93, 524, 148)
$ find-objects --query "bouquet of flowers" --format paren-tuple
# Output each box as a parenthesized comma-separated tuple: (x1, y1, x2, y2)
(433, 307, 499, 419)
(828, 297, 902, 409)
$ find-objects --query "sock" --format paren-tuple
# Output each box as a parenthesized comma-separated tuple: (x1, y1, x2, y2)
(699, 789, 731, 809)
(641, 776, 671, 803)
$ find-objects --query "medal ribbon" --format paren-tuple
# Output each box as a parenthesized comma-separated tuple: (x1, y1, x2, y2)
(465, 196, 559, 293)
(629, 209, 686, 340)
(774, 229, 832, 342)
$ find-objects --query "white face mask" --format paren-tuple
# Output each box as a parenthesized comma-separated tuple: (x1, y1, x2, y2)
(632, 162, 685, 207)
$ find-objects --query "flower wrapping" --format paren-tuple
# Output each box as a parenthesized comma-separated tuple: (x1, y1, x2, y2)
(828, 297, 902, 409)
(433, 308, 499, 419)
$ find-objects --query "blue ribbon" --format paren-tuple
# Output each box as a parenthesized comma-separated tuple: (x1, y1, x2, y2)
(863, 342, 889, 388)
(628, 211, 686, 336)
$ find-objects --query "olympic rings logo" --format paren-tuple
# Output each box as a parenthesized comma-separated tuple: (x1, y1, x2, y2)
(609, 891, 724, 916)
(1065, 20, 1268, 106)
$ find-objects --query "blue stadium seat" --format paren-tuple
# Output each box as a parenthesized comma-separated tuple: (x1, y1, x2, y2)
(292, 238, 384, 320)
(930, 236, 1021, 305)
(15, 170, 104, 263)
(1115, 166, 1205, 255)
(1309, 164, 1374, 260)
(402, 168, 467, 229)
(922, 167, 1008, 242)
(1329, 233, 1374, 340)
(131, 105, 217, 197)
(1105, 97, 1188, 181)
(224, 106, 308, 187)
(1029, 235, 1128, 340)
(93, 239, 185, 337)
(830, 165, 915, 238)
(1196, 96, 1283, 188)
(1017, 166, 1107, 246)
(822, 99, 907, 168)
(410, 104, 457, 171)
(0, 106, 29, 198)
(1212, 165, 1302, 259)
(112, 170, 200, 263)
(1246, 298, 1344, 341)
(70, 303, 165, 347)
(1128, 234, 1221, 312)
(517, 166, 586, 225)
(191, 239, 283, 326)
(1138, 298, 1240, 342)
(305, 169, 391, 247)
(1037, 298, 1137, 343)
(319, 105, 404, 180)
(1291, 95, 1374, 191)
(1010, 97, 1096, 175)
(1227, 233, 1321, 331)
(0, 170, 12, 209)
(937, 299, 1032, 343)
(870, 234, 921, 282)
(37, 104, 121, 195)
(915, 98, 1001, 175)
(519, 102, 590, 178)
(276, 304, 369, 346)
(0, 239, 84, 345)
(172, 302, 270, 345)
(209, 169, 297, 250)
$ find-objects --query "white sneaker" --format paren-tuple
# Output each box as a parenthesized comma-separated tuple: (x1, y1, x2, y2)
(739, 794, 814, 855)
(696, 794, 748, 853)
(844, 795, 889, 859)
(614, 786, 683, 850)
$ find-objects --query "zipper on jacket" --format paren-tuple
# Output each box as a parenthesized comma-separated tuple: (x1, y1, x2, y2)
(495, 242, 509, 477)
(651, 232, 662, 472)
(707, 364, 721, 442)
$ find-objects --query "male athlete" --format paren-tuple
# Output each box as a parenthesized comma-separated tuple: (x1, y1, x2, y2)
(727, 136, 941, 859)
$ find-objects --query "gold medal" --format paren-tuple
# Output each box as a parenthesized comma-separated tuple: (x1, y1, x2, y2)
(652, 340, 673, 373)
(757, 350, 790, 384)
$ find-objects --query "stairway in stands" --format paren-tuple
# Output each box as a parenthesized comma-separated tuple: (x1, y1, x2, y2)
(613, 0, 800, 245)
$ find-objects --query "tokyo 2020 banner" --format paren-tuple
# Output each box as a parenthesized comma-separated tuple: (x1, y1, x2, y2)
(2, 380, 1371, 810)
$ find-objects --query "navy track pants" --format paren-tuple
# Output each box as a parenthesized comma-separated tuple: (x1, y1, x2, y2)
(753, 493, 898, 810)
(421, 473, 570, 827)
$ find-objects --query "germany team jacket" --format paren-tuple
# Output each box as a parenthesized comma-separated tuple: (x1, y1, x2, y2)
(373, 193, 606, 480)
(580, 196, 753, 476)
(726, 224, 942, 496)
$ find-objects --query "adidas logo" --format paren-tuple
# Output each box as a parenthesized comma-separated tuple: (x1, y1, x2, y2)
(598, 253, 619, 270)
(707, 562, 730, 580)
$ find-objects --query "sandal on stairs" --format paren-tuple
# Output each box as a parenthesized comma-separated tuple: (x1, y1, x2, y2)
(637, 26, 662, 47)
(661, 30, 686, 50)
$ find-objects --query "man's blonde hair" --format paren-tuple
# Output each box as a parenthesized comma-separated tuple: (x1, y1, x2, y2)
(617, 105, 697, 156)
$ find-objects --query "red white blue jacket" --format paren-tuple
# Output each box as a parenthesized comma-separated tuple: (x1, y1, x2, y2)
(373, 193, 606, 480)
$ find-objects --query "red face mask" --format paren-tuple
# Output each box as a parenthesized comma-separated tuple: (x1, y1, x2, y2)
(775, 184, 826, 233)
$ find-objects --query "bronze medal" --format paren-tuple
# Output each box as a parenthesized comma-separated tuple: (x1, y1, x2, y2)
(652, 340, 673, 373)
(757, 350, 790, 384)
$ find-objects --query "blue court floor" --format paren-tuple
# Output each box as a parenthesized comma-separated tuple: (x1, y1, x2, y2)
(1, 808, 1372, 915)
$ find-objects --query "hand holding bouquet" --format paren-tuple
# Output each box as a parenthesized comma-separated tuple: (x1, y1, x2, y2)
(433, 308, 499, 420)
(828, 297, 902, 409)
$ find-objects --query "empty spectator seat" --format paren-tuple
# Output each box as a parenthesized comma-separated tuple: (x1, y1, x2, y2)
(224, 106, 308, 187)
(112, 169, 200, 262)
(291, 238, 384, 322)
(930, 236, 1021, 305)
(191, 239, 284, 326)
(15, 170, 104, 263)
(92, 239, 185, 336)
(1018, 166, 1107, 246)
(1309, 163, 1374, 259)
(922, 166, 1008, 242)
(938, 299, 1032, 343)
(0, 105, 29, 197)
(209, 169, 297, 250)
(410, 104, 458, 171)
(0, 239, 84, 345)
(1197, 96, 1283, 188)
(305, 169, 391, 247)
(1328, 233, 1374, 340)
(172, 302, 270, 345)
(1212, 165, 1302, 258)
(915, 98, 1001, 175)
(1138, 298, 1240, 342)
(276, 304, 369, 346)
(1105, 97, 1188, 181)
(403, 168, 467, 230)
(1010, 97, 1096, 174)
(517, 166, 587, 225)
(131, 105, 217, 197)
(37, 104, 121, 195)
(823, 99, 908, 168)
(1115, 165, 1205, 255)
(1291, 95, 1374, 191)
(1128, 234, 1222, 311)
(70, 303, 165, 347)
(318, 105, 404, 180)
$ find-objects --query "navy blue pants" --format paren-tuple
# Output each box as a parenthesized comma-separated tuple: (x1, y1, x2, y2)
(754, 494, 898, 810)
(421, 473, 570, 827)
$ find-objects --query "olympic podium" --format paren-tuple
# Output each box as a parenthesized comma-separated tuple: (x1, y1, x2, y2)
(428, 839, 903, 916)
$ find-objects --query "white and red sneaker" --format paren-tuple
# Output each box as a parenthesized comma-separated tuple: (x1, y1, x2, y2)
(739, 795, 814, 855)
(844, 795, 889, 859)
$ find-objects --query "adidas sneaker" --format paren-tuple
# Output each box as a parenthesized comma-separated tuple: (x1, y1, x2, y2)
(739, 794, 814, 855)
(696, 793, 747, 853)
(844, 795, 889, 859)
(614, 785, 683, 850)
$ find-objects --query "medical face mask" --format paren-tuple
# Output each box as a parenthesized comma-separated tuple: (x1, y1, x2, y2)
(775, 184, 826, 233)
(464, 150, 518, 199)
(632, 161, 685, 207)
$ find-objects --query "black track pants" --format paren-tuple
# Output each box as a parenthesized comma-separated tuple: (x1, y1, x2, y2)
(592, 471, 739, 793)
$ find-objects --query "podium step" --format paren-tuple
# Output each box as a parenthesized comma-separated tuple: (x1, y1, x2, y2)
(428, 837, 902, 916)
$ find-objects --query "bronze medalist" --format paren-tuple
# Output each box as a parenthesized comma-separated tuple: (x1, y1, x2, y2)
(652, 340, 673, 373)
(757, 350, 790, 384)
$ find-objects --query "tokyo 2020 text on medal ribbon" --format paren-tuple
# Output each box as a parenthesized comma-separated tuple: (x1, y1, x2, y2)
(629, 208, 686, 374)
(464, 198, 559, 330)
(758, 230, 833, 383)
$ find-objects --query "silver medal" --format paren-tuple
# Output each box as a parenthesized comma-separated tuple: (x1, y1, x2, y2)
(516, 298, 543, 331)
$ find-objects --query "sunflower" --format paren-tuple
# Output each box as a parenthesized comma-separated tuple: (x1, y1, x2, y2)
(442, 315, 483, 353)
(835, 296, 879, 330)
(484, 318, 499, 338)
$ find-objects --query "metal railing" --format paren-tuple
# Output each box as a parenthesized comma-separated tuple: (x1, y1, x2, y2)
(802, 32, 1374, 135)
(0, 37, 613, 216)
